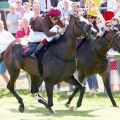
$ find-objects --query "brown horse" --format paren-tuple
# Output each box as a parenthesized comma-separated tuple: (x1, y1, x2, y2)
(0, 14, 97, 113)
(65, 29, 120, 108)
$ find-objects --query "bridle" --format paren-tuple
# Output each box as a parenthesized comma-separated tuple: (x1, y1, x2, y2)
(94, 30, 120, 58)
(104, 31, 120, 52)
(47, 16, 90, 62)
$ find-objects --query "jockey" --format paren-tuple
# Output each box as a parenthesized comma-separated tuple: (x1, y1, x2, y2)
(27, 7, 65, 58)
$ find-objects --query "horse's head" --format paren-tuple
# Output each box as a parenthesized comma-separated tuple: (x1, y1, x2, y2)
(103, 28, 120, 52)
(68, 14, 97, 40)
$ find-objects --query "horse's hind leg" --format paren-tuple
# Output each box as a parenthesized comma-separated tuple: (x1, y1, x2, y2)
(101, 71, 117, 107)
(66, 75, 85, 108)
(7, 70, 25, 112)
(30, 75, 50, 109)
(65, 87, 79, 108)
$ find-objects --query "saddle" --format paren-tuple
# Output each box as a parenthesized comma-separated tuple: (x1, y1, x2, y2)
(22, 38, 58, 60)
(22, 42, 47, 60)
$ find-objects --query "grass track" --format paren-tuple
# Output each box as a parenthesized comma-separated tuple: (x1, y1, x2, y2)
(0, 89, 120, 120)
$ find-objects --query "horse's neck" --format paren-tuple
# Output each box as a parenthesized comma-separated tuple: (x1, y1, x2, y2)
(95, 37, 110, 57)
(51, 24, 77, 60)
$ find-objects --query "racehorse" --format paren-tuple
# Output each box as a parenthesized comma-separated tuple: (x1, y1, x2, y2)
(1, 14, 97, 113)
(65, 29, 120, 109)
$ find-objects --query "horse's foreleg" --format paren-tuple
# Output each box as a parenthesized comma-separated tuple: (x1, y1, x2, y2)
(66, 75, 85, 108)
(45, 83, 55, 114)
(7, 72, 25, 113)
(101, 71, 117, 107)
(65, 87, 79, 108)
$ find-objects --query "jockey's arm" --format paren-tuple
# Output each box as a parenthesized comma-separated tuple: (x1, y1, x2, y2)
(56, 19, 65, 28)
(56, 19, 66, 35)
(15, 36, 29, 45)
(41, 20, 58, 37)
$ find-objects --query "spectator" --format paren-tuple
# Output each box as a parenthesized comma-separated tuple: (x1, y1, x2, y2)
(0, 20, 15, 85)
(58, 0, 71, 25)
(79, 0, 86, 15)
(100, 0, 107, 16)
(57, 0, 72, 13)
(86, 75, 99, 93)
(29, 3, 42, 26)
(6, 3, 21, 37)
(115, 0, 120, 18)
(23, 2, 34, 23)
(103, 0, 118, 21)
(80, 0, 86, 8)
(8, 0, 16, 4)
(15, 0, 25, 17)
(95, 17, 105, 36)
(33, 0, 51, 11)
(0, 61, 9, 85)
(0, 20, 15, 55)
(16, 18, 30, 45)
(32, 3, 41, 18)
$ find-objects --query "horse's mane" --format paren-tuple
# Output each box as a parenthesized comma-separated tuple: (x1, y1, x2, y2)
(77, 38, 87, 49)
(46, 35, 64, 48)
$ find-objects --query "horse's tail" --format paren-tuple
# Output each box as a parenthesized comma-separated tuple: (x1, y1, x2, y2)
(2, 39, 23, 67)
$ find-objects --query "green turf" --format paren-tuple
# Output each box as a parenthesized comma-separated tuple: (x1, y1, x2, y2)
(0, 89, 120, 120)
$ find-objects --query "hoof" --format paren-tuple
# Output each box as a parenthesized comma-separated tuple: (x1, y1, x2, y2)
(18, 105, 24, 113)
(113, 105, 118, 107)
(77, 104, 81, 108)
(65, 103, 70, 108)
(69, 106, 77, 112)
(49, 108, 56, 114)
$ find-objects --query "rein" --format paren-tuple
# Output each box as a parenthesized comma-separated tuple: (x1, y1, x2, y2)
(48, 48, 75, 62)
(47, 18, 85, 63)
(94, 31, 120, 58)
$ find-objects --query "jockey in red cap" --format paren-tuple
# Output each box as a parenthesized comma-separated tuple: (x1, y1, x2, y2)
(48, 7, 61, 17)
(26, 7, 65, 59)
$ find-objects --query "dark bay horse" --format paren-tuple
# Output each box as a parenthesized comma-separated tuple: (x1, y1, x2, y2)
(1, 14, 97, 113)
(65, 30, 120, 109)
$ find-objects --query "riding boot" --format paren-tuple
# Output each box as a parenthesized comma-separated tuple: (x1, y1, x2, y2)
(31, 42, 44, 60)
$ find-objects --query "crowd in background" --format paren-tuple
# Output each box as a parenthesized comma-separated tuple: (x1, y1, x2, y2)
(0, 0, 120, 92)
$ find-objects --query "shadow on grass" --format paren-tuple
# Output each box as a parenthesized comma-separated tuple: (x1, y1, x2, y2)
(0, 89, 12, 98)
(8, 105, 99, 118)
(0, 89, 31, 98)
